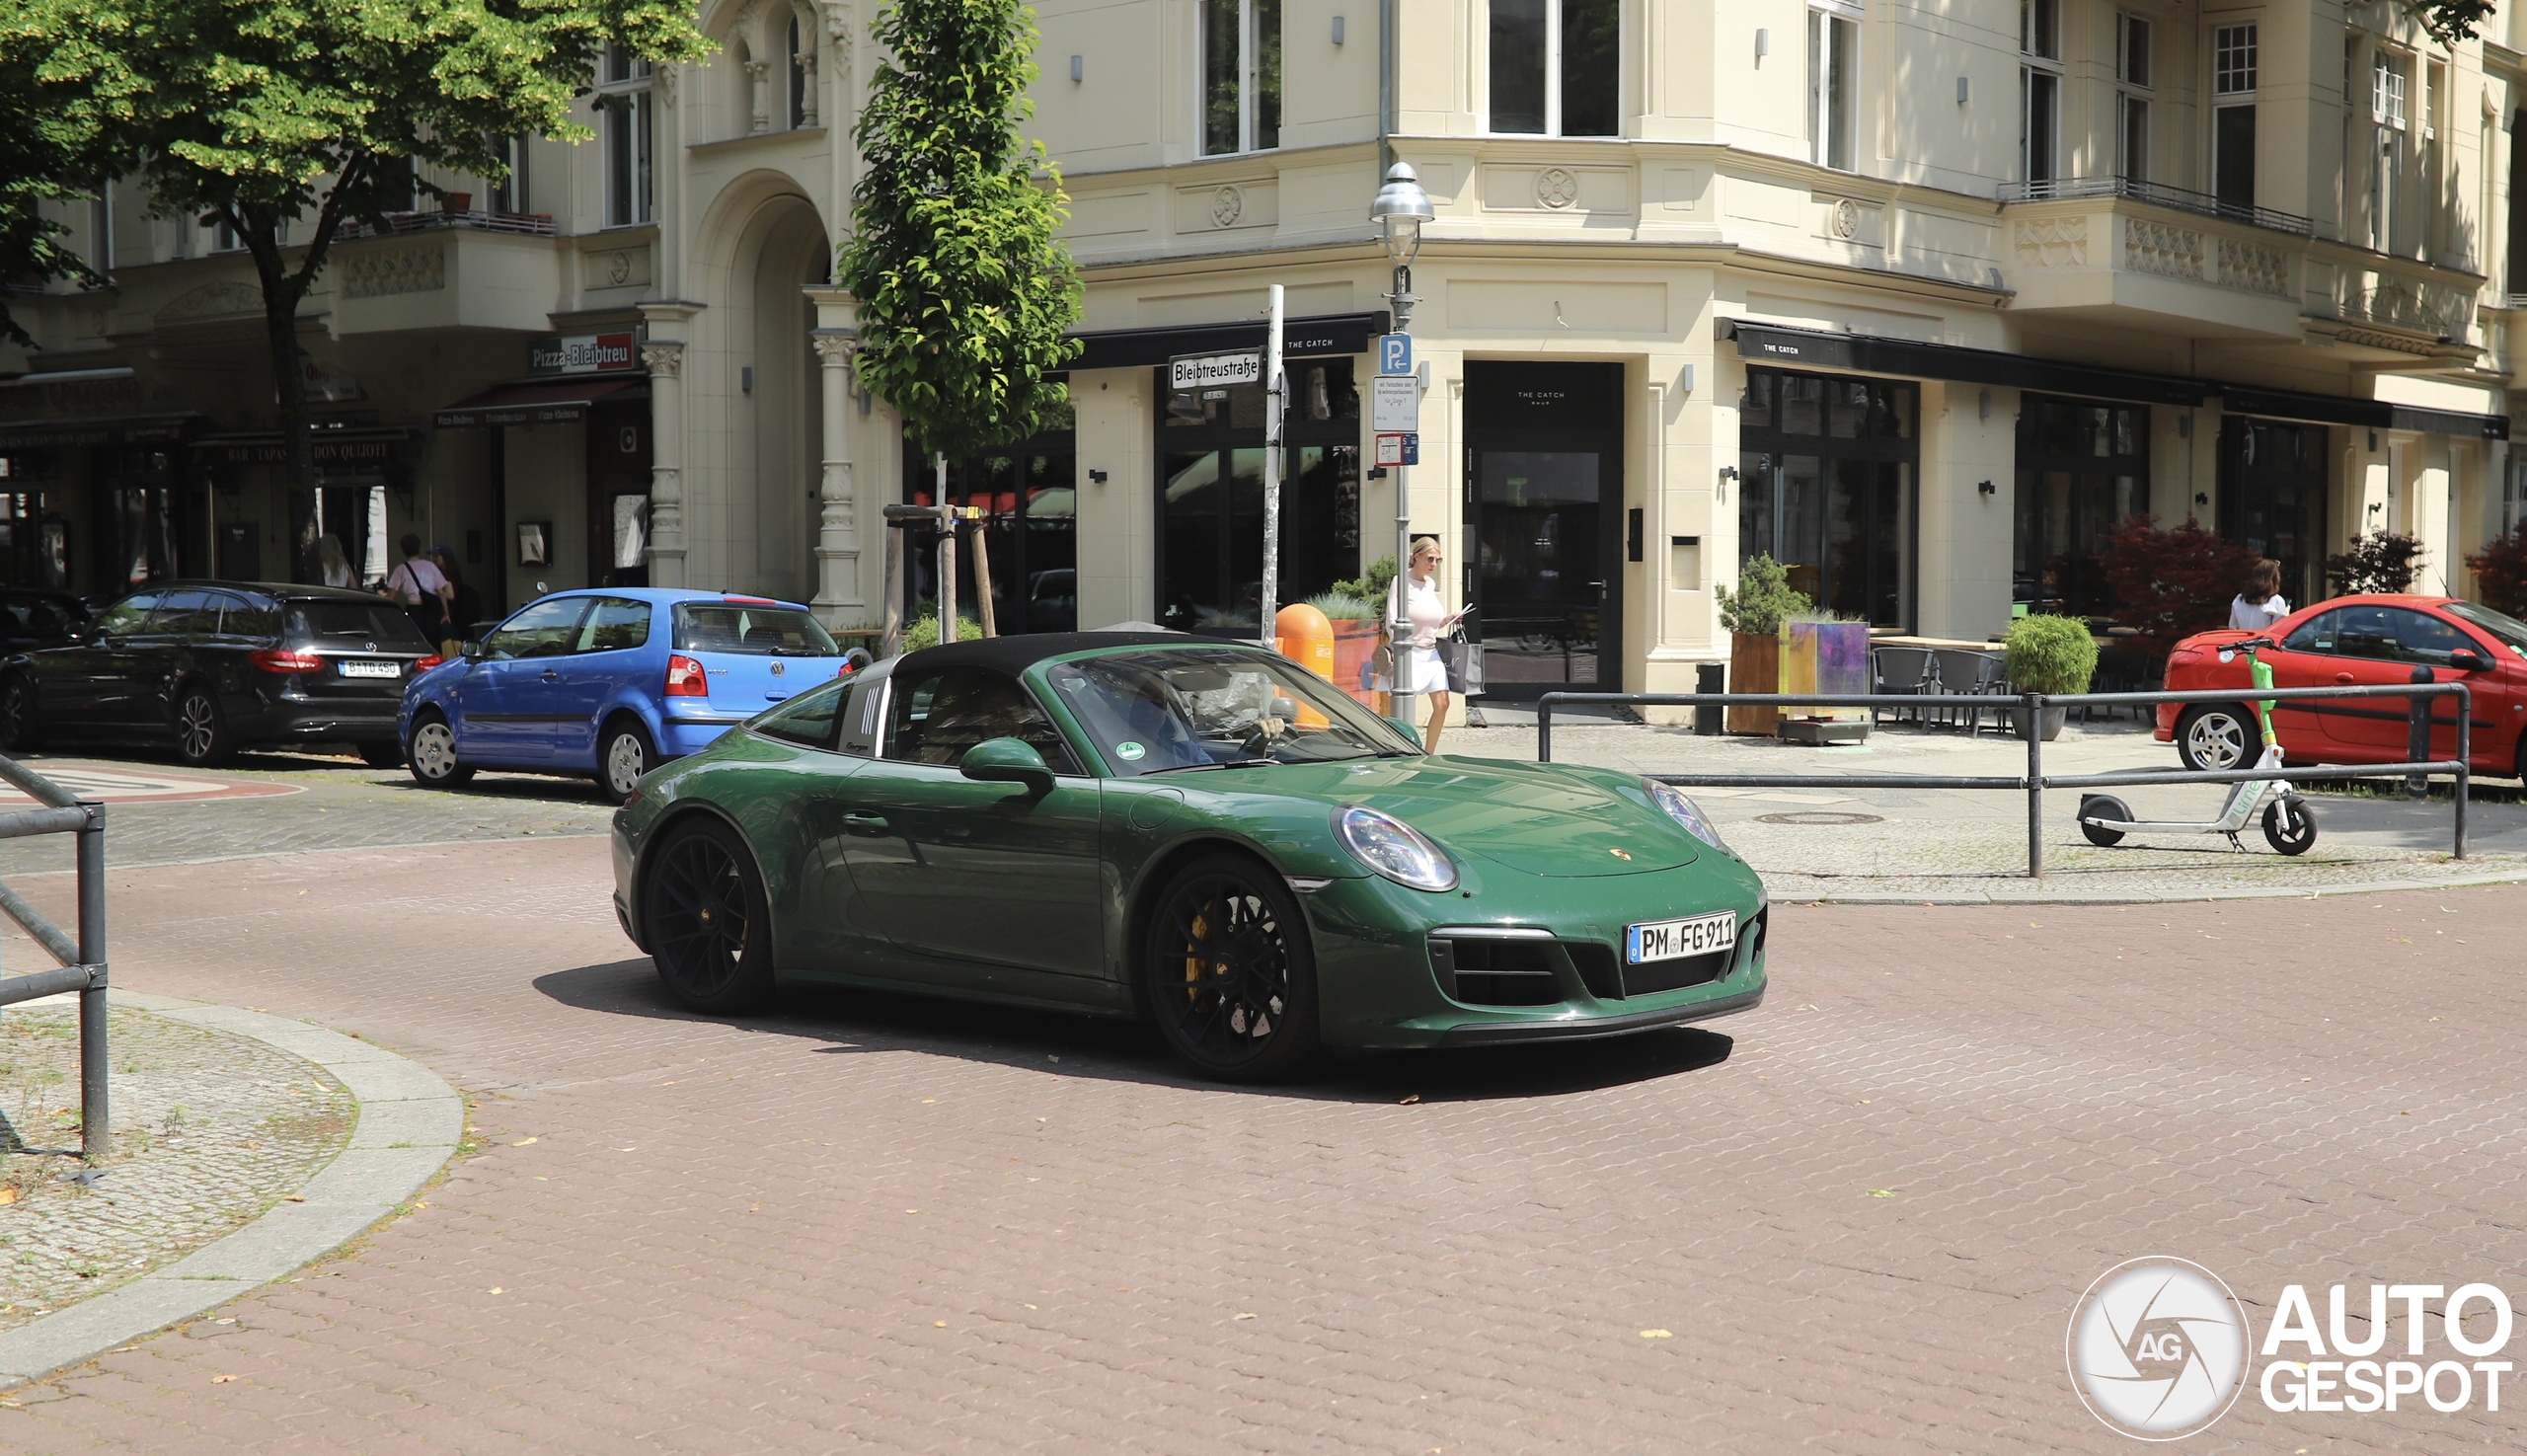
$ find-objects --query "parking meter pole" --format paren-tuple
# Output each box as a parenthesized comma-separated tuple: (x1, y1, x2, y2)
(2406, 666, 2431, 799)
(77, 804, 107, 1161)
(2455, 682, 2471, 860)
(2025, 693, 2044, 879)
(936, 453, 957, 646)
(1386, 267, 1417, 731)
(1260, 285, 1284, 651)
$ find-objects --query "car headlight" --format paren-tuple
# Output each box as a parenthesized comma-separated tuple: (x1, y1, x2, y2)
(1646, 779, 1729, 853)
(1333, 805, 1458, 892)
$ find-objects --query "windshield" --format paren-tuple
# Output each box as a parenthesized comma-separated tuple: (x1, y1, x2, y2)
(2444, 601, 2527, 659)
(1043, 647, 1419, 776)
(672, 603, 838, 656)
(285, 603, 431, 651)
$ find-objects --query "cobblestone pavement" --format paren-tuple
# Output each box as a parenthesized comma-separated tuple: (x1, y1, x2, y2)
(0, 1007, 351, 1329)
(0, 836, 2517, 1450)
(0, 750, 612, 879)
(1436, 716, 2527, 900)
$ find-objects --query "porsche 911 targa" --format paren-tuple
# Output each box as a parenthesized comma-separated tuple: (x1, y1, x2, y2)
(610, 631, 1768, 1080)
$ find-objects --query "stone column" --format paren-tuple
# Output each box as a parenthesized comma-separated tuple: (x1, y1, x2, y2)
(639, 340, 687, 586)
(796, 51, 819, 126)
(804, 287, 862, 625)
(745, 61, 771, 133)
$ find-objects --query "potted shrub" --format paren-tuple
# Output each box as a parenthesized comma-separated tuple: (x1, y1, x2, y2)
(1717, 554, 1810, 734)
(2003, 612, 2099, 741)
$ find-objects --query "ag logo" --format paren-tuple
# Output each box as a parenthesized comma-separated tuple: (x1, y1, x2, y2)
(2067, 1259, 2251, 1440)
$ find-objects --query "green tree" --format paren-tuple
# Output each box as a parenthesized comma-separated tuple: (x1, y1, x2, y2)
(840, 0, 1081, 464)
(0, 16, 114, 344)
(30, 0, 708, 578)
(2412, 0, 2496, 44)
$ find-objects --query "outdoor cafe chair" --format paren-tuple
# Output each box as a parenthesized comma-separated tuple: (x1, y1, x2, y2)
(1932, 649, 2010, 737)
(1869, 646, 1938, 726)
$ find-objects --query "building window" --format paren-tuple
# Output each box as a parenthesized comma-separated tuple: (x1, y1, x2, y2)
(1489, 0, 1619, 137)
(1808, 2, 1860, 171)
(2014, 399, 2151, 618)
(1737, 368, 1918, 629)
(2371, 49, 2408, 252)
(1156, 361, 1360, 637)
(2423, 55, 2447, 261)
(2021, 0, 2061, 186)
(2117, 14, 2151, 183)
(1202, 0, 1281, 154)
(599, 44, 653, 227)
(901, 419, 1081, 637)
(487, 136, 526, 214)
(2212, 24, 2257, 208)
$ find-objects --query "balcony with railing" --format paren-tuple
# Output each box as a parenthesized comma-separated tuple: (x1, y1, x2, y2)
(1997, 176, 2316, 239)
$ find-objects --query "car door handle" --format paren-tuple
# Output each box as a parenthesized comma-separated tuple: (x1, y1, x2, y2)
(2335, 672, 2355, 683)
(539, 669, 560, 682)
(842, 811, 889, 834)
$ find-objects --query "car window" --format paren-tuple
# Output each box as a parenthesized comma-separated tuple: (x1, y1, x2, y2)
(881, 666, 1080, 773)
(149, 589, 218, 636)
(285, 602, 433, 651)
(484, 598, 591, 659)
(574, 596, 652, 653)
(2384, 608, 2474, 666)
(2445, 601, 2527, 659)
(1043, 647, 1421, 776)
(752, 678, 849, 750)
(220, 596, 280, 640)
(2281, 610, 2339, 654)
(2328, 606, 2407, 660)
(23, 598, 81, 639)
(671, 602, 838, 657)
(93, 591, 161, 636)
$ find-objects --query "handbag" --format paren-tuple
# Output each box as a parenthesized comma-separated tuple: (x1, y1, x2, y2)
(1439, 627, 1484, 697)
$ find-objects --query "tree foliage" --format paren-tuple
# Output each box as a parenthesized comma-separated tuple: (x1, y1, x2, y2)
(840, 0, 1080, 460)
(0, 14, 115, 344)
(2325, 529, 2425, 596)
(2098, 515, 2263, 659)
(22, 0, 707, 575)
(2410, 0, 2497, 44)
(1718, 554, 1811, 636)
(2465, 523, 2527, 618)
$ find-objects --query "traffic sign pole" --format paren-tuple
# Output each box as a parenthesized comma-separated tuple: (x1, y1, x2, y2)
(1260, 286, 1285, 651)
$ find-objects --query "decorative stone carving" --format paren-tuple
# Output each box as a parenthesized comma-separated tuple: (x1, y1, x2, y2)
(657, 62, 678, 107)
(2124, 219, 2203, 280)
(1210, 186, 1244, 228)
(338, 243, 446, 299)
(1535, 167, 1579, 209)
(641, 341, 686, 377)
(810, 333, 856, 366)
(2013, 216, 2086, 268)
(154, 280, 264, 322)
(819, 0, 853, 60)
(2216, 238, 2291, 298)
(1830, 198, 1861, 240)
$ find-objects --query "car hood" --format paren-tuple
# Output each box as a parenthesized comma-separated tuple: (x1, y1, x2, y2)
(1229, 756, 1697, 877)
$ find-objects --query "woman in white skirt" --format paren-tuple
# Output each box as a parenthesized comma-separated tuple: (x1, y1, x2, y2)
(1389, 535, 1466, 753)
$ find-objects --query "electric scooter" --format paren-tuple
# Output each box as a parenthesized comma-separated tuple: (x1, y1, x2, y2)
(2077, 637, 2320, 856)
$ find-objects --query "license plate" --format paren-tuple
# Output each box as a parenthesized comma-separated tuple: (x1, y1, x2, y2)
(1626, 911, 1736, 964)
(338, 660, 401, 679)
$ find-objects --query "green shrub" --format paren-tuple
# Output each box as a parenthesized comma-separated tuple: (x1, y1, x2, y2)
(2004, 613, 2099, 696)
(2466, 523, 2527, 617)
(1718, 554, 1811, 636)
(1331, 556, 1397, 605)
(2098, 515, 2260, 659)
(1305, 592, 1378, 620)
(2326, 529, 2424, 595)
(902, 612, 983, 651)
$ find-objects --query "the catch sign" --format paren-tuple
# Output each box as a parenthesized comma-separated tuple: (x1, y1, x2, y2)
(1168, 351, 1263, 391)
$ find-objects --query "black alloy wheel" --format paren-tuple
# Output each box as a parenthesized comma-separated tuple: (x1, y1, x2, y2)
(2175, 703, 2257, 774)
(598, 720, 654, 805)
(2262, 795, 2319, 856)
(2077, 795, 2132, 848)
(174, 686, 235, 767)
(1142, 854, 1320, 1082)
(0, 675, 42, 752)
(644, 818, 776, 1013)
(406, 714, 474, 788)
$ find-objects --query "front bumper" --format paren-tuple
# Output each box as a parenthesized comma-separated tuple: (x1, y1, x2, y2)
(1296, 857, 1771, 1050)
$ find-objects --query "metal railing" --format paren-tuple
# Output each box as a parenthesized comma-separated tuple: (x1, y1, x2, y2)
(0, 755, 107, 1159)
(1995, 176, 2319, 238)
(1536, 683, 2473, 879)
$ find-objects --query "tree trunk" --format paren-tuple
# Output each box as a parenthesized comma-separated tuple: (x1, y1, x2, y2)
(263, 286, 321, 584)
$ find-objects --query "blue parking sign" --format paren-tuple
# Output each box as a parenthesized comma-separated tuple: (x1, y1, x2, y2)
(1377, 334, 1413, 377)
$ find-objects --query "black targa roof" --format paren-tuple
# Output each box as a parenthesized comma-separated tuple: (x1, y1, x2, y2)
(890, 630, 1220, 679)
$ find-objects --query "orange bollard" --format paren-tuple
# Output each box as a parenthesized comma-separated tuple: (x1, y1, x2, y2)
(1274, 603, 1335, 728)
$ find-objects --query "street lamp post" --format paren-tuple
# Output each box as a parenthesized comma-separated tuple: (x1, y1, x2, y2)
(1370, 162, 1434, 729)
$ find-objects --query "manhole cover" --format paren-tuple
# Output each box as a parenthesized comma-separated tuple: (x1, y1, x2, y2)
(1753, 810, 1884, 825)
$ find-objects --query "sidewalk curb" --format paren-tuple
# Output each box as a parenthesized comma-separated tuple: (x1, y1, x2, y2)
(0, 991, 461, 1390)
(1771, 865, 2527, 905)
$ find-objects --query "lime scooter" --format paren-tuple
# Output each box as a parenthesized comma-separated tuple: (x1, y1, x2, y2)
(2077, 637, 2320, 856)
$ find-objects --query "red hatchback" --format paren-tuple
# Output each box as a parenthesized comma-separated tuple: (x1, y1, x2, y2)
(2157, 594, 2527, 775)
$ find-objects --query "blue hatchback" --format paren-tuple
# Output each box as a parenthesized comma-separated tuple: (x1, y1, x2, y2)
(399, 588, 854, 802)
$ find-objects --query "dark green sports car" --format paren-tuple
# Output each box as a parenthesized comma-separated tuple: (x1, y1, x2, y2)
(610, 631, 1768, 1080)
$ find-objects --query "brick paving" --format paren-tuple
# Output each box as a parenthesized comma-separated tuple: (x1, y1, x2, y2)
(0, 828, 2514, 1450)
(0, 1007, 351, 1327)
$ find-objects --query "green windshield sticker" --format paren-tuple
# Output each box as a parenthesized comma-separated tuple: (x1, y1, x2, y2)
(1115, 741, 1146, 761)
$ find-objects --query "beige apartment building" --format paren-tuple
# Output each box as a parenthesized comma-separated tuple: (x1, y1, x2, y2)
(7, 0, 2527, 699)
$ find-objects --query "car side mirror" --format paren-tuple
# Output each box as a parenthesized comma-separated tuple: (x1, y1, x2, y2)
(2448, 649, 2491, 673)
(1386, 716, 1421, 745)
(960, 736, 1053, 792)
(460, 641, 483, 659)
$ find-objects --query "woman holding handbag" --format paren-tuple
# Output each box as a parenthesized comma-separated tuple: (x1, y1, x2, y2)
(1387, 535, 1467, 754)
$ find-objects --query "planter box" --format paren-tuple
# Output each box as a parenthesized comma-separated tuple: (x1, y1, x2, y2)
(1726, 634, 1780, 734)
